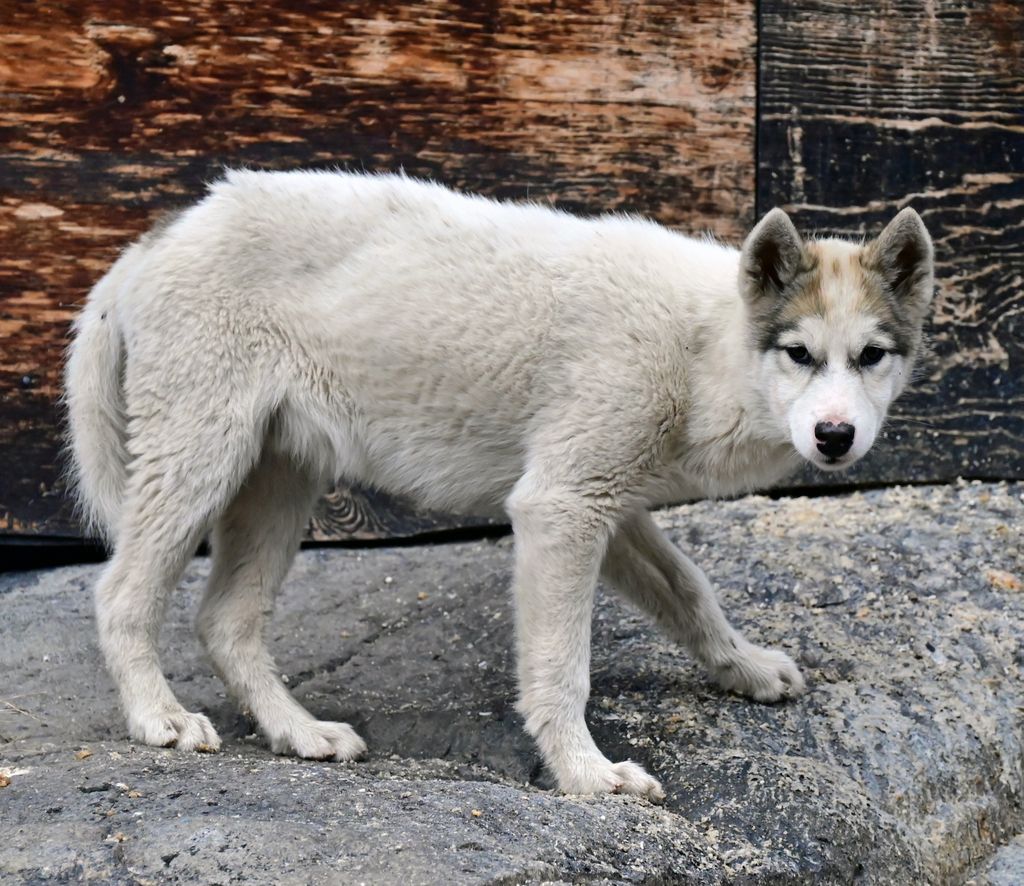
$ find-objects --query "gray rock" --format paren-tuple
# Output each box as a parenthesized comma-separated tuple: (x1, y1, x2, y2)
(969, 834, 1024, 885)
(2, 481, 1023, 883)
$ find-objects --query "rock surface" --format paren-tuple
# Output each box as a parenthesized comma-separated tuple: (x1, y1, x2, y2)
(2, 481, 1022, 884)
(969, 834, 1024, 885)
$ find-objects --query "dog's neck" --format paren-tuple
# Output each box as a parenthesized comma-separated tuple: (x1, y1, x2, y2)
(669, 268, 800, 498)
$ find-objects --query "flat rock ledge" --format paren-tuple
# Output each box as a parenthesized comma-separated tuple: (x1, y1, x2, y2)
(2, 482, 1022, 885)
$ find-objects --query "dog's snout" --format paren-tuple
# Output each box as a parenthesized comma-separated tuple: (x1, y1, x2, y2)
(815, 421, 855, 458)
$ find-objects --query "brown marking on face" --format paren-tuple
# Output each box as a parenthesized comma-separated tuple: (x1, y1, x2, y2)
(753, 239, 922, 356)
(751, 245, 825, 349)
(821, 241, 921, 353)
(775, 242, 828, 324)
(818, 244, 886, 315)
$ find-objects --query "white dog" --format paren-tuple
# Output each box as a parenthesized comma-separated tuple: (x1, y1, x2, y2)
(66, 171, 933, 799)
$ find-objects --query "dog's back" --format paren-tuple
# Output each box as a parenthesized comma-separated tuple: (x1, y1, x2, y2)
(71, 171, 731, 523)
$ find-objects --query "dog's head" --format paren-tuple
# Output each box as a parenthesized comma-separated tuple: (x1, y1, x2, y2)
(740, 208, 934, 472)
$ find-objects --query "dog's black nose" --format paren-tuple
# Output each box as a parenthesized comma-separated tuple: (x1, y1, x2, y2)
(815, 421, 855, 458)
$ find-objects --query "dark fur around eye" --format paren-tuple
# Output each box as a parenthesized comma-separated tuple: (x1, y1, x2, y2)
(785, 345, 813, 366)
(859, 346, 886, 367)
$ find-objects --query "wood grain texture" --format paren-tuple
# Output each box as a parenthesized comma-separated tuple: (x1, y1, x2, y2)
(759, 0, 1023, 485)
(0, 0, 756, 538)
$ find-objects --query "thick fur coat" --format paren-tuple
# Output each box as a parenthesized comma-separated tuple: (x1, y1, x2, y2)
(65, 171, 933, 798)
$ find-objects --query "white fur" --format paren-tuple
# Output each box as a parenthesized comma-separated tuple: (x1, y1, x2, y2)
(65, 171, 925, 799)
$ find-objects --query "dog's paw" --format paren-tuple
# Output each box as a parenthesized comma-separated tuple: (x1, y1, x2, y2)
(128, 709, 222, 752)
(557, 757, 665, 802)
(712, 641, 805, 703)
(269, 720, 367, 762)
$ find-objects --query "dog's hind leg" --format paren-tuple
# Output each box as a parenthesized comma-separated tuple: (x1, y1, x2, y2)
(95, 402, 264, 752)
(197, 450, 366, 761)
(602, 510, 805, 702)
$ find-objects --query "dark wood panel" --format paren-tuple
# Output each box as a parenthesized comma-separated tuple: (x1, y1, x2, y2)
(0, 0, 756, 538)
(759, 0, 1023, 485)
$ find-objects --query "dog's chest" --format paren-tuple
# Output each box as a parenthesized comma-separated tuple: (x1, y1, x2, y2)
(643, 435, 798, 506)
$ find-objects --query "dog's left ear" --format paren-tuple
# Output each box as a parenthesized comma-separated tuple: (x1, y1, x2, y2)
(864, 208, 934, 316)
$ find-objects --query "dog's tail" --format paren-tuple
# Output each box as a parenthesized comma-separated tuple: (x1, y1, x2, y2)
(64, 244, 142, 546)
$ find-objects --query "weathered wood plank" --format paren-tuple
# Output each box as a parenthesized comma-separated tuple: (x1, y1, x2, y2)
(759, 0, 1023, 484)
(0, 0, 756, 538)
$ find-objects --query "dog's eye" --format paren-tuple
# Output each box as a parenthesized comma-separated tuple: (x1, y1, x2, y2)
(786, 345, 813, 366)
(859, 346, 885, 367)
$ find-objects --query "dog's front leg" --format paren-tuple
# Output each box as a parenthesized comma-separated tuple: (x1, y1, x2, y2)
(602, 509, 805, 702)
(507, 480, 664, 800)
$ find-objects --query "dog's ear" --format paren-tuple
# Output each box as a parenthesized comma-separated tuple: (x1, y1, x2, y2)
(740, 208, 805, 304)
(863, 207, 934, 316)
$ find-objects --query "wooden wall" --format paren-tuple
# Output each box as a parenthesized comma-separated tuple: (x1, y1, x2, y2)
(0, 0, 756, 539)
(759, 0, 1023, 487)
(0, 0, 1019, 541)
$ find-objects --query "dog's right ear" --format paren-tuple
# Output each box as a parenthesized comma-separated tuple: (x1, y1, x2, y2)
(740, 208, 805, 304)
